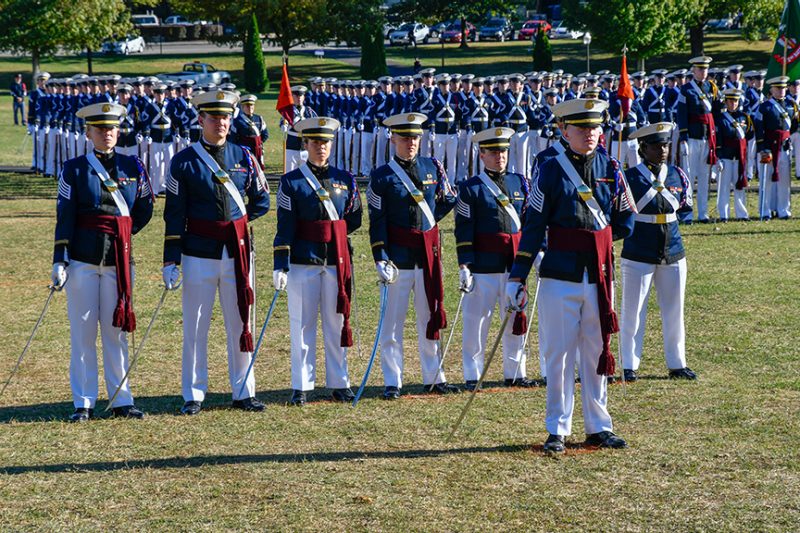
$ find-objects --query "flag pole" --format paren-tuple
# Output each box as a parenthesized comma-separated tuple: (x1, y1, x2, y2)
(282, 53, 288, 175)
(783, 33, 789, 77)
(617, 45, 627, 162)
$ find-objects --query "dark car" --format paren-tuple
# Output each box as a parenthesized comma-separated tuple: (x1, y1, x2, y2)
(429, 20, 451, 40)
(441, 21, 477, 43)
(479, 17, 512, 42)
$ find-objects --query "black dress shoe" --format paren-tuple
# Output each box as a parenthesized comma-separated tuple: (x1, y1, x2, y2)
(232, 397, 266, 411)
(623, 369, 638, 382)
(180, 401, 202, 416)
(289, 390, 306, 406)
(331, 388, 355, 402)
(69, 408, 93, 423)
(382, 386, 401, 400)
(504, 377, 539, 388)
(464, 380, 480, 391)
(606, 375, 617, 385)
(428, 382, 461, 394)
(540, 377, 547, 387)
(112, 405, 145, 419)
(585, 431, 628, 449)
(698, 218, 711, 224)
(543, 434, 566, 454)
(669, 367, 697, 380)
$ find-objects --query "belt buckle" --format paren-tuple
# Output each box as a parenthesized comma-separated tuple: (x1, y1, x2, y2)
(214, 169, 229, 184)
(316, 187, 330, 201)
(655, 213, 667, 224)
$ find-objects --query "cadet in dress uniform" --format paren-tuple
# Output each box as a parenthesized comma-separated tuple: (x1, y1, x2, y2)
(53, 102, 154, 422)
(367, 112, 459, 399)
(162, 90, 270, 416)
(609, 88, 647, 169)
(115, 84, 139, 158)
(359, 81, 379, 176)
(755, 76, 798, 220)
(716, 88, 753, 221)
(745, 71, 766, 181)
(464, 77, 494, 176)
(432, 73, 461, 184)
(676, 56, 719, 223)
(374, 77, 393, 167)
(229, 94, 269, 169)
(501, 74, 532, 178)
(412, 69, 436, 158)
(140, 83, 176, 195)
(273, 117, 362, 406)
(505, 99, 636, 453)
(281, 85, 317, 172)
(620, 123, 696, 382)
(455, 127, 539, 390)
(29, 72, 50, 171)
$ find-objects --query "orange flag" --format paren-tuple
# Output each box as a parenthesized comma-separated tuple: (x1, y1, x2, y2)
(276, 60, 294, 124)
(617, 53, 635, 119)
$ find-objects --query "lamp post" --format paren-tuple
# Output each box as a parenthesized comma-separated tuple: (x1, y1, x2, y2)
(583, 32, 592, 72)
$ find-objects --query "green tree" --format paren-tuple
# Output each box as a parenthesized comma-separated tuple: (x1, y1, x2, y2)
(532, 28, 552, 71)
(243, 14, 268, 92)
(327, 0, 388, 77)
(360, 21, 389, 79)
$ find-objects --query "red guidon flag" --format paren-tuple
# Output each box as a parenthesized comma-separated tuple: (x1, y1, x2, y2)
(276, 61, 294, 125)
(616, 53, 635, 120)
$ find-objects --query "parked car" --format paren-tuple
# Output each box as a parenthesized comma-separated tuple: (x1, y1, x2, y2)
(518, 19, 552, 40)
(158, 62, 232, 85)
(384, 21, 400, 39)
(131, 14, 160, 27)
(429, 20, 450, 40)
(549, 21, 583, 39)
(164, 15, 192, 26)
(441, 21, 477, 43)
(479, 17, 513, 42)
(705, 18, 734, 31)
(101, 35, 146, 55)
(389, 22, 430, 46)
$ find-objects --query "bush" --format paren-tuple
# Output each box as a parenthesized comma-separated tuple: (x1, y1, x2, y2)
(243, 14, 268, 93)
(533, 30, 552, 71)
(360, 22, 388, 79)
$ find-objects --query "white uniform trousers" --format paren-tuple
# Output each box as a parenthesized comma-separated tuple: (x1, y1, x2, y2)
(36, 126, 48, 172)
(342, 128, 355, 172)
(508, 130, 529, 177)
(619, 258, 687, 372)
(758, 150, 792, 218)
(609, 138, 640, 170)
(181, 249, 256, 402)
(421, 130, 433, 158)
(434, 133, 458, 185)
(526, 130, 542, 172)
(285, 148, 308, 174)
(66, 260, 134, 409)
(461, 273, 525, 381)
(150, 141, 175, 194)
(456, 129, 470, 182)
(670, 124, 681, 166)
(792, 131, 800, 178)
(330, 131, 339, 168)
(380, 267, 448, 388)
(335, 129, 347, 168)
(685, 138, 712, 221)
(45, 126, 59, 175)
(58, 129, 71, 175)
(466, 132, 484, 178)
(538, 274, 613, 436)
(115, 145, 139, 158)
(30, 125, 38, 169)
(287, 264, 351, 391)
(351, 130, 362, 174)
(359, 131, 375, 177)
(746, 138, 757, 181)
(375, 127, 390, 167)
(717, 158, 749, 220)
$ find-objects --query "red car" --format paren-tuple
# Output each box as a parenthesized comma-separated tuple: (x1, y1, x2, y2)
(441, 21, 477, 43)
(518, 20, 552, 40)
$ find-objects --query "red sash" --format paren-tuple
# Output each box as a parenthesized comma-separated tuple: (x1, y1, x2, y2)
(387, 225, 446, 340)
(474, 231, 527, 335)
(238, 135, 264, 169)
(689, 113, 718, 164)
(76, 214, 136, 332)
(722, 137, 748, 188)
(765, 129, 791, 183)
(295, 219, 353, 347)
(187, 217, 255, 352)
(546, 225, 618, 376)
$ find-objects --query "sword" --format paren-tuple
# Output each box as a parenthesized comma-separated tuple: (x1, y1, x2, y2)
(429, 286, 468, 392)
(447, 307, 513, 443)
(250, 226, 256, 339)
(0, 285, 60, 400)
(237, 289, 281, 399)
(104, 287, 169, 411)
(352, 282, 389, 407)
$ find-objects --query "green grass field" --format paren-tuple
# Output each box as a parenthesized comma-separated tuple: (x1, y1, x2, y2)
(0, 191, 798, 529)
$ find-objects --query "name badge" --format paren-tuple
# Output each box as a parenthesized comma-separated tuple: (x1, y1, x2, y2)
(576, 183, 593, 202)
(410, 188, 424, 202)
(495, 192, 511, 207)
(316, 187, 330, 201)
(214, 169, 230, 184)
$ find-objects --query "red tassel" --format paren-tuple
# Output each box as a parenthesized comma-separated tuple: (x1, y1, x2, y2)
(512, 311, 527, 336)
(341, 325, 354, 348)
(426, 322, 441, 341)
(245, 287, 254, 305)
(605, 311, 620, 334)
(597, 348, 616, 376)
(113, 303, 126, 330)
(240, 331, 254, 352)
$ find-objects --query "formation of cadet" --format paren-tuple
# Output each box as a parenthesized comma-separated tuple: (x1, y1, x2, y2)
(46, 54, 794, 453)
(29, 71, 268, 196)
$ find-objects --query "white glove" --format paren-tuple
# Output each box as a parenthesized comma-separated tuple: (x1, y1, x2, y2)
(280, 123, 289, 133)
(612, 123, 623, 132)
(273, 269, 288, 291)
(458, 265, 473, 292)
(51, 262, 67, 289)
(376, 260, 397, 284)
(136, 134, 144, 144)
(147, 136, 153, 145)
(162, 264, 181, 290)
(27, 124, 34, 136)
(533, 250, 545, 274)
(504, 281, 526, 312)
(679, 141, 689, 159)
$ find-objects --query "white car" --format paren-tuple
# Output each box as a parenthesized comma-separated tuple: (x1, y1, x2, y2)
(389, 23, 430, 46)
(101, 35, 146, 55)
(549, 21, 583, 39)
(131, 14, 159, 27)
(164, 15, 193, 26)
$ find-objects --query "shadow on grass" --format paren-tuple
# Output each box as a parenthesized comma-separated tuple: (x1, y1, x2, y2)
(0, 443, 537, 475)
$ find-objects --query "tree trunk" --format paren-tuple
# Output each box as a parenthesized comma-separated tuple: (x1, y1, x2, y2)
(31, 48, 40, 82)
(86, 46, 93, 75)
(689, 24, 705, 56)
(459, 15, 469, 49)
(638, 57, 645, 71)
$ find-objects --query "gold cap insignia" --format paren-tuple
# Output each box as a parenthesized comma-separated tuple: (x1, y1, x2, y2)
(657, 124, 667, 131)
(407, 114, 416, 121)
(216, 91, 225, 100)
(102, 104, 110, 113)
(495, 128, 503, 136)
(318, 119, 327, 127)
(584, 101, 594, 110)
